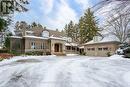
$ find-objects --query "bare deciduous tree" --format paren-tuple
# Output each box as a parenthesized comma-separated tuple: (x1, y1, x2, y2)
(93, 0, 130, 12)
(105, 11, 130, 43)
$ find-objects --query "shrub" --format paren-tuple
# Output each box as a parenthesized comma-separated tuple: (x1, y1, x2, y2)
(26, 51, 43, 56)
(80, 52, 86, 55)
(10, 50, 21, 56)
(0, 53, 14, 59)
(0, 58, 4, 61)
(107, 52, 111, 57)
(123, 47, 130, 58)
(46, 52, 51, 55)
(0, 49, 8, 53)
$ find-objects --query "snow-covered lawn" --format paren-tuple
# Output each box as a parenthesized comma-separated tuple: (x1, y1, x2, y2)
(0, 55, 130, 87)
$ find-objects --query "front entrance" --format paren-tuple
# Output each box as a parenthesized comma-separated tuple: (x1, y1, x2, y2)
(54, 43, 62, 52)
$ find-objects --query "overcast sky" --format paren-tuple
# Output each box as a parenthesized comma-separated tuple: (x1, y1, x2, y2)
(14, 0, 101, 30)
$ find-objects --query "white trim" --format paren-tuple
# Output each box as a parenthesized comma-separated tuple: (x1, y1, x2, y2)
(49, 36, 66, 41)
(23, 36, 49, 40)
(10, 36, 22, 39)
(65, 43, 78, 46)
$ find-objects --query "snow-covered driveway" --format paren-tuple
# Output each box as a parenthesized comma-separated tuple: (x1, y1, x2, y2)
(0, 55, 130, 87)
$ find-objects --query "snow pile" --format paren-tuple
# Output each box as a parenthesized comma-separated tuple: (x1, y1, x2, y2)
(116, 48, 124, 54)
(109, 54, 123, 59)
(0, 56, 130, 87)
(66, 54, 79, 56)
(85, 34, 119, 45)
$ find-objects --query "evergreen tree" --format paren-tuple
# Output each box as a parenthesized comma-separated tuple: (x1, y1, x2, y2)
(4, 32, 12, 50)
(31, 22, 37, 27)
(68, 21, 74, 38)
(79, 17, 85, 43)
(73, 24, 80, 43)
(0, 18, 7, 32)
(64, 21, 75, 42)
(79, 8, 99, 44)
(64, 24, 68, 36)
(37, 23, 43, 28)
(64, 8, 100, 44)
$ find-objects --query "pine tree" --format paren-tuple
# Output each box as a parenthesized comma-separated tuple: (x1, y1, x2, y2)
(31, 22, 37, 27)
(79, 8, 99, 44)
(64, 24, 68, 36)
(73, 24, 79, 43)
(4, 32, 12, 50)
(64, 21, 75, 40)
(68, 21, 74, 38)
(79, 17, 85, 44)
(0, 18, 7, 32)
(37, 23, 43, 28)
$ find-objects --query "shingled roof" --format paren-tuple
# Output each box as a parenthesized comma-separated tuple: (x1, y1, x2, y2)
(45, 29, 66, 37)
(15, 23, 66, 38)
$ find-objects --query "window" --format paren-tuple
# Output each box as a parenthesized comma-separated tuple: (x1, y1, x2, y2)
(42, 31, 49, 38)
(87, 48, 95, 51)
(31, 42, 36, 49)
(34, 43, 36, 49)
(66, 46, 71, 50)
(41, 43, 42, 49)
(91, 48, 95, 51)
(72, 47, 75, 50)
(98, 48, 102, 51)
(41, 43, 45, 49)
(77, 48, 79, 51)
(43, 43, 45, 49)
(87, 48, 90, 51)
(103, 47, 108, 51)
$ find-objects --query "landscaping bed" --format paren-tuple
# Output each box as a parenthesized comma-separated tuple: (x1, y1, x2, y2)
(0, 53, 14, 60)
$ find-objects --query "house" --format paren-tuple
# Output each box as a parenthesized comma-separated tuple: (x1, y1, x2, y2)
(84, 35, 120, 57)
(65, 42, 79, 54)
(10, 22, 79, 55)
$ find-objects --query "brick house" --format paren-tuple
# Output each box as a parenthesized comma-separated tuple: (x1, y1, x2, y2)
(84, 35, 120, 57)
(10, 22, 79, 55)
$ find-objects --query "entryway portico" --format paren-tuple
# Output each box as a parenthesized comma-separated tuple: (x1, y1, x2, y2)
(50, 38, 66, 55)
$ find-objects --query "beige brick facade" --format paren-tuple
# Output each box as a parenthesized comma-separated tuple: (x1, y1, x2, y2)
(84, 41, 120, 57)
(50, 39, 66, 55)
(10, 37, 24, 53)
(10, 36, 67, 55)
(24, 37, 50, 53)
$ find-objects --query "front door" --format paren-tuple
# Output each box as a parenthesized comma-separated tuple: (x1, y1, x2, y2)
(54, 43, 62, 52)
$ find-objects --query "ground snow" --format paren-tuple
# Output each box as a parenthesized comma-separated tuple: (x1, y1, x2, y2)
(66, 54, 79, 56)
(109, 54, 123, 59)
(0, 55, 130, 87)
(123, 71, 130, 85)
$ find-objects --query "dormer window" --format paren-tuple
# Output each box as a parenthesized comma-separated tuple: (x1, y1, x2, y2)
(42, 31, 49, 38)
(65, 37, 72, 42)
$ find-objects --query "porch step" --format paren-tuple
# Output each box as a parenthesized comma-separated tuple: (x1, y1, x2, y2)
(53, 53, 66, 56)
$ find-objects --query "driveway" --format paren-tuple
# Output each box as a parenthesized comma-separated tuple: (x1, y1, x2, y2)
(0, 55, 130, 87)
